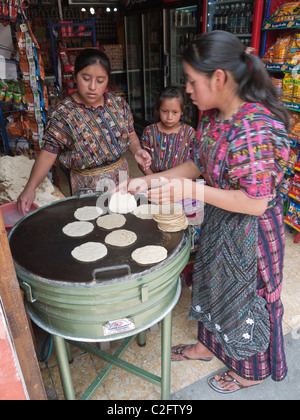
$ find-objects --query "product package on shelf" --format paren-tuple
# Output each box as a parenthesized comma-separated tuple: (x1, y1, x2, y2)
(263, 2, 300, 28)
(15, 20, 48, 154)
(263, 33, 300, 109)
(279, 112, 300, 203)
(287, 198, 300, 226)
(102, 45, 124, 71)
(0, 0, 26, 22)
(0, 79, 24, 103)
(262, 32, 300, 68)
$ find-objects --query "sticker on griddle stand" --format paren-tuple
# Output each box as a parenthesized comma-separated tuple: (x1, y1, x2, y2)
(103, 318, 135, 336)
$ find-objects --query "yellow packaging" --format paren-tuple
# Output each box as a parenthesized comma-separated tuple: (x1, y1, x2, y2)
(273, 35, 291, 64)
(283, 73, 295, 99)
(294, 78, 300, 103)
(287, 34, 300, 65)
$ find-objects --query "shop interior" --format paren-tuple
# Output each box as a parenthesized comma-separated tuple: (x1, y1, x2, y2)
(0, 0, 300, 401)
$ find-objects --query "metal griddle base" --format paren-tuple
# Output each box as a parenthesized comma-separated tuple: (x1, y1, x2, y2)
(49, 280, 181, 401)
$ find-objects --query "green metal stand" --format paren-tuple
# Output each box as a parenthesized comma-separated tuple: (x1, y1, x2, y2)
(52, 310, 173, 400)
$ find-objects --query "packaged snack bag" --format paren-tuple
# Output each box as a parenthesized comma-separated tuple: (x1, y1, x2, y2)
(287, 147, 300, 171)
(0, 80, 8, 101)
(287, 34, 300, 65)
(283, 73, 295, 99)
(280, 174, 293, 198)
(59, 49, 70, 66)
(289, 112, 300, 126)
(296, 202, 300, 226)
(292, 121, 300, 137)
(262, 44, 274, 64)
(271, 76, 284, 95)
(291, 172, 300, 197)
(271, 2, 300, 22)
(294, 78, 300, 104)
(273, 35, 291, 64)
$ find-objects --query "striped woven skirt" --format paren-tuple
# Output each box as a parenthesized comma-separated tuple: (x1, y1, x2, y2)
(189, 200, 288, 382)
(70, 156, 129, 196)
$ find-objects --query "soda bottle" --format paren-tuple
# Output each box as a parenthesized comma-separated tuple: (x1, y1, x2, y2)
(223, 5, 230, 32)
(213, 6, 220, 31)
(232, 4, 239, 34)
(246, 3, 253, 34)
(239, 3, 247, 34)
(227, 5, 234, 33)
(219, 6, 225, 30)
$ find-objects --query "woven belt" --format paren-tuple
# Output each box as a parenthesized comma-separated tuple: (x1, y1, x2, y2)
(71, 155, 125, 177)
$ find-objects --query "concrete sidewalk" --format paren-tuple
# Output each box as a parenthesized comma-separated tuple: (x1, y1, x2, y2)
(171, 333, 300, 400)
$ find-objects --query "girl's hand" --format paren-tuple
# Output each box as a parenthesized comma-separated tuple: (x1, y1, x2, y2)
(134, 149, 152, 171)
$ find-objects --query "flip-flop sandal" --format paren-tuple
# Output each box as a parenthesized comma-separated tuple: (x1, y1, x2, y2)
(208, 371, 258, 394)
(171, 344, 213, 362)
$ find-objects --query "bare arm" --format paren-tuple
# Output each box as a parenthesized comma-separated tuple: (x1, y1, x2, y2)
(18, 149, 58, 215)
(148, 178, 269, 217)
(126, 161, 201, 193)
(202, 184, 269, 216)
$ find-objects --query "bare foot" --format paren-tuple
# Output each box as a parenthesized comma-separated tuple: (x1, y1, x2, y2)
(171, 341, 214, 361)
(213, 371, 263, 392)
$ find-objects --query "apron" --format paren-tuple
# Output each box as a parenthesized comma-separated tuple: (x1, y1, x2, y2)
(189, 204, 271, 361)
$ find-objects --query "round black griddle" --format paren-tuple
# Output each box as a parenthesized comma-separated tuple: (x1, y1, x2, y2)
(9, 195, 185, 284)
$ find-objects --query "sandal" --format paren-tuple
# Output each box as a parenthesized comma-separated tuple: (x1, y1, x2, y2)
(171, 344, 213, 362)
(208, 371, 260, 394)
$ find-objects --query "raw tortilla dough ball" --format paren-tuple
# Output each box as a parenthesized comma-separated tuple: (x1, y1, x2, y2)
(71, 242, 108, 262)
(109, 192, 137, 214)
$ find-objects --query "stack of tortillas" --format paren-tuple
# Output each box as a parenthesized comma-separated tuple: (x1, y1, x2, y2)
(153, 203, 188, 232)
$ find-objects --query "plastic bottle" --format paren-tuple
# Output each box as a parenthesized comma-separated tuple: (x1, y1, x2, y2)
(231, 4, 239, 34)
(239, 3, 247, 34)
(213, 6, 220, 31)
(223, 5, 230, 32)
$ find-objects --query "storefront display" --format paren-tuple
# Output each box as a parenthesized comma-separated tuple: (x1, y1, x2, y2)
(0, 1, 48, 156)
(261, 0, 300, 243)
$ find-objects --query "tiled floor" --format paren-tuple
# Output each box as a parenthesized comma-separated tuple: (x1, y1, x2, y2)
(35, 155, 300, 400)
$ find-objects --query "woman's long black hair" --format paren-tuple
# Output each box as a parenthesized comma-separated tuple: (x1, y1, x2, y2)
(74, 48, 111, 77)
(183, 31, 290, 130)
